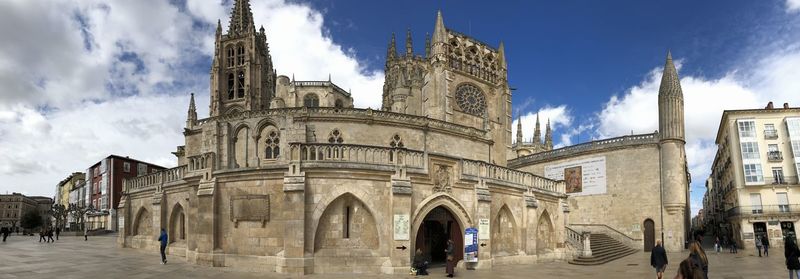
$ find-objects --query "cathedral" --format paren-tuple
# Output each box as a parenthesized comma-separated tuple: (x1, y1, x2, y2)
(118, 0, 689, 274)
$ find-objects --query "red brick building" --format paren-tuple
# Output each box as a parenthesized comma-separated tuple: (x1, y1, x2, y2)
(85, 155, 164, 231)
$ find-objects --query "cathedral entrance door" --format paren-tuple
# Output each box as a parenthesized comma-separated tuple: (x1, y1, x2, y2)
(643, 219, 655, 252)
(414, 206, 463, 265)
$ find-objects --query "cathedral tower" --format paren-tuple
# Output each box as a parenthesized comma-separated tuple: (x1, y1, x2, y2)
(657, 51, 689, 249)
(209, 0, 277, 117)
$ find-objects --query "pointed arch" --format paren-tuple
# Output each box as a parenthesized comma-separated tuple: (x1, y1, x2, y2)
(132, 207, 152, 237)
(537, 209, 555, 255)
(312, 192, 380, 252)
(492, 204, 520, 256)
(169, 203, 186, 243)
(309, 188, 386, 254)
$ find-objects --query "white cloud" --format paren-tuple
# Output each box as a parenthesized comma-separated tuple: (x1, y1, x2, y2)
(788, 0, 800, 12)
(0, 0, 385, 196)
(596, 49, 800, 216)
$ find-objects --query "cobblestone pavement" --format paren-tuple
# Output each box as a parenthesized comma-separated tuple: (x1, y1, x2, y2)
(0, 234, 788, 278)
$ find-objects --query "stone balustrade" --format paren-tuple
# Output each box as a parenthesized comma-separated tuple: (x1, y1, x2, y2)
(124, 165, 187, 193)
(289, 143, 425, 169)
(509, 132, 659, 168)
(566, 226, 592, 257)
(461, 159, 565, 194)
(187, 152, 215, 172)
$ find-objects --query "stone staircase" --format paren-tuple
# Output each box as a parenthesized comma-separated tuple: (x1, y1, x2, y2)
(568, 233, 637, 265)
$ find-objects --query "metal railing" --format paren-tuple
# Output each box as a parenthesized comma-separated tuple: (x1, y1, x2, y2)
(767, 151, 783, 161)
(762, 176, 798, 185)
(726, 204, 800, 218)
(764, 129, 778, 139)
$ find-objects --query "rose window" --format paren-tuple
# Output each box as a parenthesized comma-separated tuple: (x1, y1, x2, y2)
(455, 84, 486, 116)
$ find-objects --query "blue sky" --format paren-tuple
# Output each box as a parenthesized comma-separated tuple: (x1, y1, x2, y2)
(1, 0, 799, 218)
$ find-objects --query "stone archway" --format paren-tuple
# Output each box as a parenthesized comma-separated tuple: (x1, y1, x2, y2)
(169, 203, 186, 243)
(410, 193, 472, 265)
(132, 207, 152, 236)
(537, 210, 555, 255)
(492, 205, 519, 256)
(414, 206, 463, 264)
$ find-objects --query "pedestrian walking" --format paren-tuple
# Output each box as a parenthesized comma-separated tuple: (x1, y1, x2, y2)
(84, 226, 88, 241)
(756, 236, 763, 257)
(158, 228, 168, 264)
(714, 236, 720, 254)
(762, 234, 770, 257)
(689, 241, 708, 279)
(1, 227, 8, 242)
(38, 228, 46, 242)
(675, 258, 705, 279)
(786, 238, 800, 279)
(445, 239, 454, 277)
(650, 239, 668, 279)
(46, 228, 54, 243)
(731, 240, 738, 253)
(55, 227, 60, 241)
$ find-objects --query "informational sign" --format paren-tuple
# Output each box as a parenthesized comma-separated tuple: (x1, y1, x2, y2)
(393, 214, 410, 240)
(478, 219, 490, 240)
(544, 156, 607, 196)
(464, 227, 478, 263)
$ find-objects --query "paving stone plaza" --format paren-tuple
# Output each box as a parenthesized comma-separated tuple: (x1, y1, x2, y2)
(0, 234, 787, 278)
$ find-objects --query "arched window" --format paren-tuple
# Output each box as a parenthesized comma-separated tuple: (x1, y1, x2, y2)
(237, 71, 245, 98)
(334, 99, 343, 108)
(264, 131, 280, 159)
(303, 94, 319, 107)
(328, 129, 343, 144)
(237, 44, 245, 65)
(227, 73, 235, 100)
(226, 46, 234, 67)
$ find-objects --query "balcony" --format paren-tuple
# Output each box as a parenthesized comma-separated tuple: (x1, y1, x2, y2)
(763, 176, 798, 185)
(767, 151, 783, 162)
(726, 204, 800, 218)
(764, 129, 779, 139)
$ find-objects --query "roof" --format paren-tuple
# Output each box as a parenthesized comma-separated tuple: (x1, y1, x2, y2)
(87, 154, 167, 170)
(714, 106, 800, 144)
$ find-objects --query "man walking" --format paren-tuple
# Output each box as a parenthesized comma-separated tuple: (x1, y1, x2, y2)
(1, 227, 8, 242)
(158, 228, 168, 264)
(762, 235, 770, 257)
(84, 226, 88, 241)
(756, 235, 763, 257)
(55, 227, 60, 241)
(650, 239, 669, 279)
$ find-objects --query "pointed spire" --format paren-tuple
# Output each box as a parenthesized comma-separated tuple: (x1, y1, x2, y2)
(259, 25, 265, 34)
(497, 41, 507, 69)
(228, 0, 255, 35)
(328, 73, 331, 82)
(186, 93, 197, 128)
(216, 19, 222, 37)
(516, 113, 523, 144)
(545, 119, 553, 149)
(659, 50, 682, 97)
(387, 33, 397, 60)
(533, 113, 541, 144)
(432, 10, 446, 44)
(425, 33, 431, 57)
(405, 28, 413, 56)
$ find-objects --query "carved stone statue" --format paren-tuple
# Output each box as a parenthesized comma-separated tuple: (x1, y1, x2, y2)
(433, 165, 451, 193)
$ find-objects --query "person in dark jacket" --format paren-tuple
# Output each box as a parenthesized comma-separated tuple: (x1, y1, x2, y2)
(55, 227, 60, 241)
(46, 228, 54, 243)
(158, 228, 168, 264)
(445, 239, 454, 277)
(763, 235, 770, 257)
(675, 258, 705, 279)
(650, 239, 669, 279)
(412, 248, 429, 275)
(689, 241, 708, 279)
(787, 238, 800, 279)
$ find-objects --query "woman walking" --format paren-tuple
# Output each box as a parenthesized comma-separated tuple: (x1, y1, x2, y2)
(445, 239, 455, 278)
(786, 238, 800, 279)
(689, 242, 708, 279)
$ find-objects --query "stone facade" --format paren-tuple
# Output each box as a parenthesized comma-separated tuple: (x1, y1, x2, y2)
(118, 1, 688, 275)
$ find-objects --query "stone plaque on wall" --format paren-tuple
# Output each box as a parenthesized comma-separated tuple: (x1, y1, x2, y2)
(230, 195, 270, 227)
(478, 218, 490, 240)
(394, 214, 410, 240)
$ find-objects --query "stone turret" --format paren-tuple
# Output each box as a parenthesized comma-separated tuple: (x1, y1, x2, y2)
(228, 0, 255, 35)
(186, 93, 197, 128)
(387, 33, 397, 61)
(516, 114, 523, 144)
(657, 50, 689, 251)
(424, 33, 431, 58)
(405, 28, 413, 57)
(533, 113, 541, 144)
(544, 119, 552, 150)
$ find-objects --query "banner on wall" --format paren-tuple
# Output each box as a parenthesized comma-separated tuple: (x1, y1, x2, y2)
(544, 156, 607, 196)
(464, 227, 478, 263)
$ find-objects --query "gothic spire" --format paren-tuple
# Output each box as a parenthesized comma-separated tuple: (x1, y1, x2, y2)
(432, 10, 446, 44)
(387, 33, 397, 60)
(658, 50, 683, 98)
(425, 33, 431, 58)
(186, 93, 197, 128)
(544, 119, 553, 149)
(228, 0, 255, 35)
(405, 28, 413, 56)
(516, 113, 523, 144)
(497, 41, 507, 69)
(216, 19, 222, 37)
(533, 113, 541, 144)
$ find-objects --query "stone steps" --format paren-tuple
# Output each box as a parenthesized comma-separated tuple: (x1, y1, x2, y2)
(568, 233, 637, 265)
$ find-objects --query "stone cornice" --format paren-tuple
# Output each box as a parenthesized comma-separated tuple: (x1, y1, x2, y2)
(508, 132, 659, 168)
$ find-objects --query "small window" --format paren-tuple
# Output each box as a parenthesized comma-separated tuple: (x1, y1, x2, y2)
(264, 131, 280, 159)
(123, 162, 130, 173)
(303, 94, 319, 107)
(227, 73, 235, 100)
(137, 163, 147, 176)
(328, 129, 343, 144)
(226, 46, 234, 67)
(237, 44, 245, 65)
(237, 71, 245, 98)
(343, 206, 351, 239)
(334, 99, 343, 108)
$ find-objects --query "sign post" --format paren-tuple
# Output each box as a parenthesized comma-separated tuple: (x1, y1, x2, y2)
(464, 227, 478, 268)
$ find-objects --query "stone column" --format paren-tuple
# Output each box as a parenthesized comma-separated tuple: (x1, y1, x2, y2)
(475, 179, 492, 269)
(523, 191, 539, 259)
(278, 162, 311, 275)
(388, 167, 412, 274)
(194, 177, 223, 266)
(116, 194, 129, 248)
